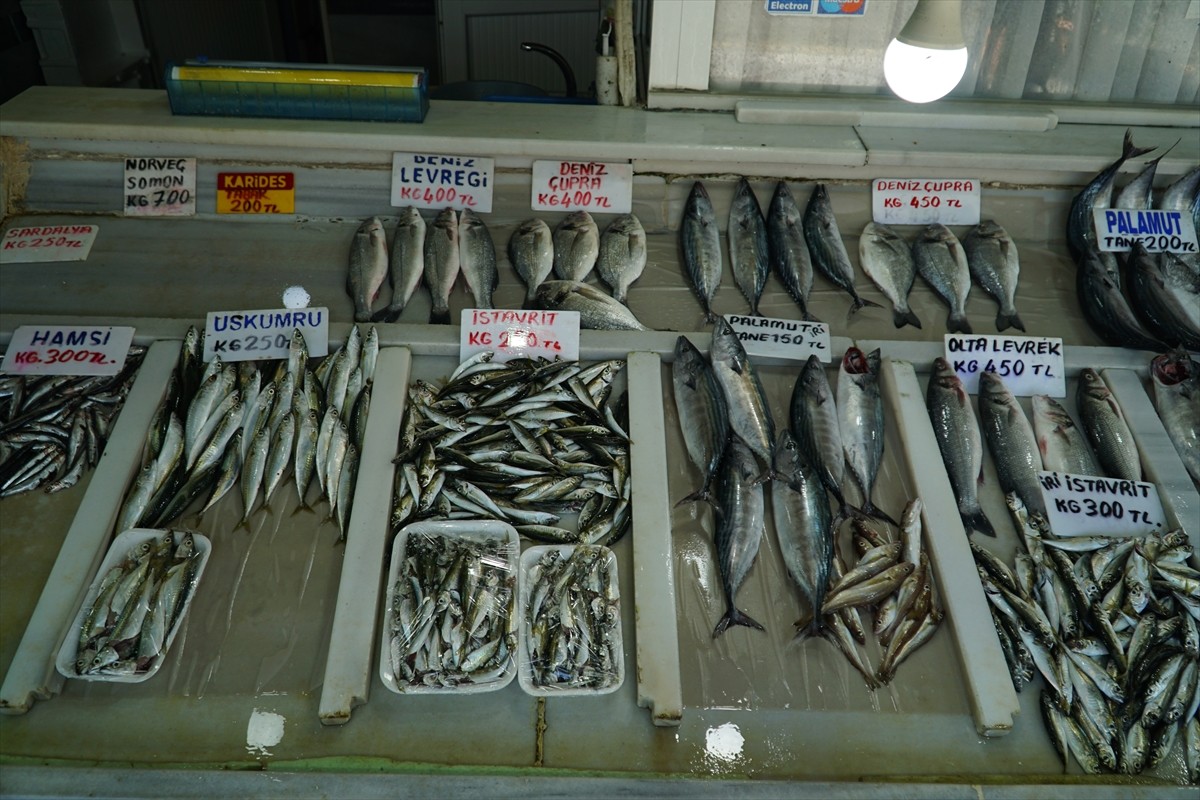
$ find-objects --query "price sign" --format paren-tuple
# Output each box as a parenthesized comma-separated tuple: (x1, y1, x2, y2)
(2, 325, 134, 375)
(530, 160, 632, 214)
(216, 173, 294, 214)
(459, 309, 579, 364)
(1092, 208, 1199, 254)
(0, 224, 98, 263)
(1038, 471, 1168, 537)
(945, 334, 1065, 397)
(203, 307, 328, 363)
(124, 157, 195, 216)
(872, 179, 981, 226)
(391, 153, 494, 213)
(727, 315, 831, 362)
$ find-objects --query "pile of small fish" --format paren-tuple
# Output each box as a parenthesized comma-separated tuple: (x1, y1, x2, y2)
(975, 499, 1199, 780)
(386, 529, 516, 690)
(346, 209, 649, 329)
(390, 351, 631, 546)
(116, 325, 375, 539)
(1150, 350, 1199, 486)
(72, 529, 203, 678)
(523, 545, 621, 691)
(928, 359, 1146, 538)
(1068, 130, 1200, 351)
(0, 348, 145, 498)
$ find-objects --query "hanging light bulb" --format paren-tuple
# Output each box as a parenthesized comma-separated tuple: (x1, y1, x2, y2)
(884, 0, 968, 104)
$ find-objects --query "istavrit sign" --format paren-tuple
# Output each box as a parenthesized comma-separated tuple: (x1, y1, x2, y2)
(460, 309, 580, 364)
(1038, 470, 1167, 538)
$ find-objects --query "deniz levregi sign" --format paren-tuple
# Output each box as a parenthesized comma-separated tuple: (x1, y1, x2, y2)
(391, 153, 495, 213)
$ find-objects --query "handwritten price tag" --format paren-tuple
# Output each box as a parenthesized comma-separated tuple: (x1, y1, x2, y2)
(945, 334, 1065, 397)
(392, 153, 494, 213)
(124, 157, 195, 216)
(872, 178, 981, 226)
(203, 307, 328, 363)
(530, 160, 632, 214)
(727, 315, 831, 362)
(1038, 471, 1167, 537)
(1092, 208, 1199, 254)
(2, 325, 134, 375)
(459, 309, 579, 364)
(216, 173, 294, 214)
(0, 224, 98, 263)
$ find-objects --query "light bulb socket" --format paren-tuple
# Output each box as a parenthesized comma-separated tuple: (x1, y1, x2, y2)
(896, 0, 965, 51)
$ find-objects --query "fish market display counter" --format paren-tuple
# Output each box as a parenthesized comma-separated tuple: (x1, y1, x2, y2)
(0, 87, 1198, 799)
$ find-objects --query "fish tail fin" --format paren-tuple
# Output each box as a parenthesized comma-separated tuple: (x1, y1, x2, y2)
(673, 486, 711, 508)
(995, 311, 1025, 333)
(290, 498, 314, 517)
(429, 307, 451, 325)
(713, 607, 765, 638)
(1121, 128, 1157, 161)
(947, 314, 973, 335)
(354, 310, 372, 323)
(860, 500, 899, 527)
(893, 308, 923, 329)
(703, 308, 718, 326)
(961, 505, 997, 537)
(372, 306, 400, 323)
(847, 295, 883, 320)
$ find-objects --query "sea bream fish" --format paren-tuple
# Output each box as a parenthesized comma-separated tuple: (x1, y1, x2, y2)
(913, 223, 973, 334)
(771, 430, 833, 636)
(1067, 129, 1155, 261)
(378, 207, 425, 323)
(508, 218, 554, 307)
(803, 183, 881, 319)
(978, 370, 1046, 518)
(458, 208, 498, 310)
(767, 181, 816, 320)
(711, 436, 766, 638)
(728, 178, 770, 316)
(552, 211, 599, 282)
(596, 213, 646, 305)
(838, 347, 892, 524)
(424, 208, 460, 325)
(963, 220, 1024, 333)
(859, 222, 921, 329)
(671, 335, 729, 506)
(347, 217, 389, 323)
(1150, 350, 1199, 484)
(680, 181, 723, 324)
(709, 316, 776, 474)
(926, 357, 995, 537)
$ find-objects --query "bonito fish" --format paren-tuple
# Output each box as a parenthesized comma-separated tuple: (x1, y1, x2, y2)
(1076, 250, 1167, 352)
(790, 355, 851, 518)
(767, 181, 815, 320)
(772, 431, 833, 636)
(709, 316, 776, 473)
(728, 178, 770, 316)
(712, 436, 766, 638)
(803, 183, 880, 319)
(672, 335, 729, 506)
(680, 181, 723, 324)
(1066, 129, 1155, 261)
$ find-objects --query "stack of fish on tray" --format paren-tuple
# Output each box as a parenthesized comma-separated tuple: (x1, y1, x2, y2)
(115, 325, 377, 540)
(680, 178, 1026, 336)
(386, 528, 516, 690)
(389, 351, 631, 546)
(72, 529, 202, 678)
(672, 320, 941, 686)
(0, 347, 145, 498)
(346, 209, 650, 330)
(1067, 129, 1200, 351)
(1150, 350, 1199, 486)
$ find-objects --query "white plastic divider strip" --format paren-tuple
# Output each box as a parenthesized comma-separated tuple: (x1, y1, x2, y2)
(0, 339, 180, 714)
(319, 345, 412, 725)
(1100, 367, 1199, 555)
(626, 351, 682, 726)
(880, 359, 1020, 736)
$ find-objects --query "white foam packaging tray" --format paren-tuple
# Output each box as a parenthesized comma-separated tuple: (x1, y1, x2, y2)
(378, 518, 519, 695)
(55, 527, 211, 684)
(518, 544, 624, 697)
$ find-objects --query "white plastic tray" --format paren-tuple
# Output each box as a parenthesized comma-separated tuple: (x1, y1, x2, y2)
(378, 518, 519, 695)
(55, 527, 211, 684)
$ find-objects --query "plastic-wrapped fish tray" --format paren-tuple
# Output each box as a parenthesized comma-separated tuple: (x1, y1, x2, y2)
(55, 527, 211, 684)
(518, 544, 624, 697)
(379, 519, 519, 694)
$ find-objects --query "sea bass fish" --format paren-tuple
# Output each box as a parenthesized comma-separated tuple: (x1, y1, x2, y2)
(553, 211, 599, 282)
(710, 316, 776, 473)
(379, 207, 426, 323)
(913, 223, 973, 334)
(859, 222, 920, 329)
(596, 213, 646, 304)
(926, 357, 995, 536)
(712, 436, 766, 638)
(838, 347, 891, 523)
(1150, 350, 1199, 484)
(978, 371, 1046, 518)
(728, 178, 770, 316)
(424, 208, 460, 325)
(803, 183, 880, 319)
(771, 430, 833, 636)
(680, 181, 723, 323)
(767, 181, 815, 320)
(347, 217, 389, 323)
(1077, 368, 1141, 482)
(1031, 394, 1101, 477)
(672, 335, 729, 506)
(963, 220, 1024, 333)
(458, 208, 498, 310)
(508, 218, 554, 307)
